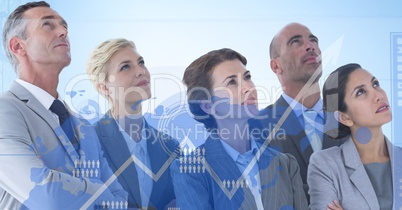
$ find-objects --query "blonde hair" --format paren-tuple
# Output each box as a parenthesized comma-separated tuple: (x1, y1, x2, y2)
(86, 38, 136, 97)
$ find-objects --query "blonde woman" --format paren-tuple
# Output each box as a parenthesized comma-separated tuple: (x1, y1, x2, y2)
(86, 38, 179, 209)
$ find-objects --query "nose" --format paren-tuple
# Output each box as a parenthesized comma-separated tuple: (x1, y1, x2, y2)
(57, 25, 68, 38)
(373, 89, 384, 102)
(135, 66, 147, 78)
(305, 40, 315, 52)
(242, 80, 255, 95)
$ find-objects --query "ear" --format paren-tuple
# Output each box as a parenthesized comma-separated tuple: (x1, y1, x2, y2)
(9, 37, 26, 56)
(270, 58, 282, 75)
(98, 83, 110, 96)
(199, 101, 212, 115)
(334, 111, 354, 127)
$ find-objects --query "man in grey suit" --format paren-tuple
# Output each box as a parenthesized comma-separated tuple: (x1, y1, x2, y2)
(0, 1, 127, 209)
(250, 23, 343, 201)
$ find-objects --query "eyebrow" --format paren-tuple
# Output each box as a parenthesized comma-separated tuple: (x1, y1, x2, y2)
(40, 15, 68, 27)
(222, 70, 250, 84)
(287, 35, 302, 46)
(287, 34, 319, 46)
(309, 34, 318, 41)
(119, 60, 131, 66)
(351, 76, 376, 95)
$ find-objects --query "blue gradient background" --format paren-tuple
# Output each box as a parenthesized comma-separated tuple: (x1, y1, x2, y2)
(1, 0, 401, 144)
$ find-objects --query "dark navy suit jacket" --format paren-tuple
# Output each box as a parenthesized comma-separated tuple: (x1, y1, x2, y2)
(94, 111, 179, 209)
(170, 134, 308, 210)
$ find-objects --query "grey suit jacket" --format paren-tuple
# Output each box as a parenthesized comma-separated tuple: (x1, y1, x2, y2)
(308, 136, 402, 210)
(0, 82, 127, 209)
(249, 96, 345, 199)
(171, 134, 308, 210)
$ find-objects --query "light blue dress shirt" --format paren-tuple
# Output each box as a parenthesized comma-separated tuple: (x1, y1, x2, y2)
(117, 118, 153, 208)
(282, 93, 324, 133)
(220, 138, 264, 210)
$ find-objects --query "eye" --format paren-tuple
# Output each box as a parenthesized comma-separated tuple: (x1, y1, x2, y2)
(373, 80, 380, 88)
(290, 39, 300, 45)
(138, 59, 145, 66)
(310, 38, 318, 44)
(356, 88, 365, 97)
(227, 79, 236, 86)
(120, 64, 130, 71)
(244, 74, 251, 80)
(42, 20, 55, 29)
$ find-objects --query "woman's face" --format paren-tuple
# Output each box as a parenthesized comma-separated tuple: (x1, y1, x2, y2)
(207, 59, 258, 119)
(341, 68, 391, 129)
(103, 46, 151, 110)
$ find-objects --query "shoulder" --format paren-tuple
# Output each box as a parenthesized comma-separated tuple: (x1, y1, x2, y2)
(0, 91, 23, 109)
(309, 145, 342, 167)
(92, 113, 117, 132)
(259, 143, 297, 165)
(145, 122, 180, 153)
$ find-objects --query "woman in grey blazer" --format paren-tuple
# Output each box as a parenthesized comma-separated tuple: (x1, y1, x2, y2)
(308, 63, 401, 209)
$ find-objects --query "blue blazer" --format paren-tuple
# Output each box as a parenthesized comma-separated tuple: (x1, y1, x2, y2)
(170, 135, 308, 210)
(94, 111, 179, 209)
(308, 136, 402, 210)
(249, 96, 344, 197)
(0, 82, 127, 210)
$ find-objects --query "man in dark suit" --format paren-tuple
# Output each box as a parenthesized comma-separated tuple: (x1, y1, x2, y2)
(0, 2, 127, 209)
(250, 22, 344, 200)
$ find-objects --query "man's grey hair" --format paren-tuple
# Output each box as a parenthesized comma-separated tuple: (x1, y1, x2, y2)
(2, 1, 50, 73)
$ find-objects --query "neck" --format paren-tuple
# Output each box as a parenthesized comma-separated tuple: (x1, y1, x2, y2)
(113, 106, 144, 143)
(283, 82, 320, 109)
(216, 118, 251, 154)
(112, 101, 143, 119)
(19, 66, 61, 98)
(351, 126, 389, 164)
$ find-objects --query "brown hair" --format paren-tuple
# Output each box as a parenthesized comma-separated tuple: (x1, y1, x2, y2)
(323, 63, 362, 139)
(182, 48, 247, 131)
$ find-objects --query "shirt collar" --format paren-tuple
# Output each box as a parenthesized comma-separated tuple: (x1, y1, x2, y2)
(16, 79, 61, 110)
(220, 137, 259, 163)
(117, 117, 148, 153)
(281, 92, 324, 119)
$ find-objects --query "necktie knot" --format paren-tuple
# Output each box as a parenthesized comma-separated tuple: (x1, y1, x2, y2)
(50, 99, 69, 125)
(303, 110, 318, 125)
(303, 110, 322, 151)
(49, 99, 79, 151)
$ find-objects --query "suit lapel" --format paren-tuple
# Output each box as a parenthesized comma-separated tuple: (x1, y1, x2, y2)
(97, 112, 142, 207)
(204, 137, 257, 209)
(273, 96, 313, 165)
(343, 137, 379, 209)
(9, 82, 79, 162)
(388, 137, 402, 209)
(146, 123, 166, 207)
(258, 146, 275, 209)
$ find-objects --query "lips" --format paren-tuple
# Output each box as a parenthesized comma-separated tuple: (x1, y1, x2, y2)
(54, 42, 69, 49)
(303, 53, 320, 64)
(136, 80, 149, 86)
(305, 56, 318, 63)
(376, 103, 390, 113)
(242, 96, 257, 105)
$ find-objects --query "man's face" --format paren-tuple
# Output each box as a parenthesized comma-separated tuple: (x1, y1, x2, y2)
(274, 23, 322, 85)
(22, 6, 71, 68)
